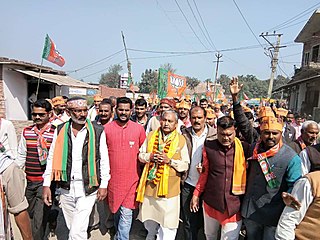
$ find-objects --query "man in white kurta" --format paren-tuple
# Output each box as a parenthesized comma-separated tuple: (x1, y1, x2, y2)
(42, 97, 110, 240)
(137, 110, 189, 240)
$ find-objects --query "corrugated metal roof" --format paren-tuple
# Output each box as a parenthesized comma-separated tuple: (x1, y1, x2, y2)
(14, 69, 98, 89)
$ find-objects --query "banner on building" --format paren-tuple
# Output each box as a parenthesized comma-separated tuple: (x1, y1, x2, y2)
(167, 72, 187, 98)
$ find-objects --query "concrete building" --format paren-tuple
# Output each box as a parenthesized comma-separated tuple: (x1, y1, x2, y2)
(0, 57, 97, 120)
(278, 10, 320, 122)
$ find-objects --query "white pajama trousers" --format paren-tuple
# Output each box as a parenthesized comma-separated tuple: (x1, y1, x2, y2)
(203, 208, 242, 240)
(60, 182, 97, 240)
(144, 220, 177, 240)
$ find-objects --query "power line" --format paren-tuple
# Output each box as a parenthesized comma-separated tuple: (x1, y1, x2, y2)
(155, 0, 213, 63)
(186, 0, 215, 50)
(232, 0, 265, 50)
(174, 0, 210, 50)
(67, 49, 124, 73)
(267, 2, 320, 31)
(275, 19, 308, 31)
(127, 43, 267, 55)
(79, 59, 126, 79)
(192, 0, 217, 51)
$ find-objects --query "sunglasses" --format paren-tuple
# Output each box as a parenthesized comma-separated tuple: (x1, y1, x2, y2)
(32, 113, 47, 117)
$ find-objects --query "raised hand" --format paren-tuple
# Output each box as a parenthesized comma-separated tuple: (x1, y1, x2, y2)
(229, 77, 243, 96)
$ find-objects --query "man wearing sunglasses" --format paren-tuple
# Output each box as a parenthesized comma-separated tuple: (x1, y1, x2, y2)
(17, 99, 56, 239)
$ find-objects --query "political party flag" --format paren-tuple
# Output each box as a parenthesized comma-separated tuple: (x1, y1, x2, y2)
(157, 68, 168, 99)
(216, 88, 225, 100)
(167, 72, 187, 98)
(42, 34, 65, 67)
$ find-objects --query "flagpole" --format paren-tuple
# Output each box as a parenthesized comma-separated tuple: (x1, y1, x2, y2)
(36, 58, 44, 99)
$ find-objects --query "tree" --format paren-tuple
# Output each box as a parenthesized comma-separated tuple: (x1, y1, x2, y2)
(139, 69, 158, 93)
(217, 74, 231, 95)
(271, 75, 290, 99)
(160, 63, 176, 73)
(99, 64, 123, 88)
(186, 76, 200, 92)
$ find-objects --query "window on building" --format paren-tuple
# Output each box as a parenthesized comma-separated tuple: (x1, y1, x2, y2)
(311, 45, 319, 63)
(304, 52, 310, 66)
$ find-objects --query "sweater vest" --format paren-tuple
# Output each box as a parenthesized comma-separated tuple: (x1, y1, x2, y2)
(144, 134, 186, 199)
(56, 121, 104, 195)
(203, 139, 242, 216)
(295, 172, 320, 240)
(241, 144, 297, 226)
(23, 125, 55, 182)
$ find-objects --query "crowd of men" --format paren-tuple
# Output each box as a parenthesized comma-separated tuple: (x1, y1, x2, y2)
(0, 77, 320, 240)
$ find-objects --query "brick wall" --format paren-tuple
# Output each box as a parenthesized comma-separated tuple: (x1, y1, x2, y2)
(99, 85, 126, 98)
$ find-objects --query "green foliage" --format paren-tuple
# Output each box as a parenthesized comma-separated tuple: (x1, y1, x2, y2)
(99, 64, 123, 88)
(186, 76, 201, 91)
(160, 63, 176, 73)
(139, 69, 158, 93)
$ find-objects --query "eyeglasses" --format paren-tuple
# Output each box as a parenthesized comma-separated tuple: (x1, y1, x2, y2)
(31, 113, 47, 117)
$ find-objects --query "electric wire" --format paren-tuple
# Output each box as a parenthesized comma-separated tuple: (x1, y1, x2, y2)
(267, 1, 320, 31)
(232, 0, 265, 50)
(174, 0, 210, 50)
(192, 0, 218, 51)
(79, 60, 127, 79)
(186, 0, 216, 51)
(67, 49, 124, 73)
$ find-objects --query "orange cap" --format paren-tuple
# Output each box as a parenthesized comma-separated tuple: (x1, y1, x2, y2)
(260, 116, 283, 132)
(177, 100, 191, 110)
(258, 106, 275, 119)
(276, 108, 289, 117)
(206, 108, 216, 118)
(52, 96, 65, 106)
(93, 94, 103, 101)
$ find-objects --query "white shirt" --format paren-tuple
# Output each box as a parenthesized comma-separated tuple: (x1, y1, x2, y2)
(299, 149, 311, 176)
(185, 126, 208, 186)
(88, 106, 98, 121)
(43, 123, 110, 197)
(275, 178, 313, 240)
(0, 119, 17, 173)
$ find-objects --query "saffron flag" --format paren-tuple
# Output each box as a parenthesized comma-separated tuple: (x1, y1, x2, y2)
(42, 34, 65, 67)
(167, 72, 187, 98)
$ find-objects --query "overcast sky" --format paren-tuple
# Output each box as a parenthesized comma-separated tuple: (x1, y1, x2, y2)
(1, 0, 319, 83)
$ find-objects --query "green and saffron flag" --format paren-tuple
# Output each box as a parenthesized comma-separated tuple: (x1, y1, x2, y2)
(42, 34, 65, 67)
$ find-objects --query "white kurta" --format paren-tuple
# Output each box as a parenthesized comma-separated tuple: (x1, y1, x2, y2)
(137, 134, 189, 229)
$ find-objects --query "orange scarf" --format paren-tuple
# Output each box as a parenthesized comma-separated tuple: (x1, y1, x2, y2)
(51, 120, 98, 187)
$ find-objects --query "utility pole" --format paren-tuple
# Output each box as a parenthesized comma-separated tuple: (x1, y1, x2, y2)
(213, 52, 223, 102)
(260, 32, 284, 99)
(121, 31, 134, 99)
